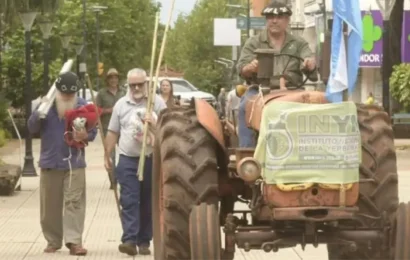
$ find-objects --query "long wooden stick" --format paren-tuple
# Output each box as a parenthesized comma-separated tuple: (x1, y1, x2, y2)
(136, 12, 160, 181)
(147, 12, 160, 100)
(85, 74, 122, 219)
(137, 4, 175, 181)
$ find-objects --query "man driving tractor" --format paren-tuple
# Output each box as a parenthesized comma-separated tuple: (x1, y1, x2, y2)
(237, 0, 318, 147)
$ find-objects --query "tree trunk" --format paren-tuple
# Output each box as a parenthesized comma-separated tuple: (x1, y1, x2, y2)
(0, 13, 2, 91)
(389, 0, 404, 113)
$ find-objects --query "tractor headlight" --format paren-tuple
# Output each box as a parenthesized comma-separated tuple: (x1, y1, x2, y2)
(237, 158, 261, 182)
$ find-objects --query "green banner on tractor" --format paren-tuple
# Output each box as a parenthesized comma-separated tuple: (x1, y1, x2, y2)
(254, 101, 361, 185)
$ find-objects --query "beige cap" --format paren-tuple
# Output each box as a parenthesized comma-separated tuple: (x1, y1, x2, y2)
(106, 68, 119, 77)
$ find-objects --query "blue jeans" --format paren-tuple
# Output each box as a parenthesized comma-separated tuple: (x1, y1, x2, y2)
(116, 154, 152, 246)
(238, 87, 259, 147)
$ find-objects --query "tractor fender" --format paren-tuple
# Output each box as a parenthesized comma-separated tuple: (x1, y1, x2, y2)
(194, 98, 226, 153)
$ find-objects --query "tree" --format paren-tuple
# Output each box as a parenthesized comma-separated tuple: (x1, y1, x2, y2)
(387, 0, 404, 113)
(55, 0, 160, 84)
(1, 0, 160, 107)
(165, 0, 244, 95)
(389, 63, 410, 112)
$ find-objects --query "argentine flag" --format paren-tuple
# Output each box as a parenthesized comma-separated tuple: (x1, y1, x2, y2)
(326, 0, 363, 103)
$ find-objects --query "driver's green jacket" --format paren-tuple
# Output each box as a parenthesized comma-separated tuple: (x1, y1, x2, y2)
(237, 29, 318, 87)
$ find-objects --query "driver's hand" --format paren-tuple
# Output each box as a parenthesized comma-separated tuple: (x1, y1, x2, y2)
(243, 59, 259, 74)
(303, 57, 316, 71)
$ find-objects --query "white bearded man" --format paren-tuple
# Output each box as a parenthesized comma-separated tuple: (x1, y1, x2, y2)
(28, 71, 97, 256)
(104, 68, 166, 256)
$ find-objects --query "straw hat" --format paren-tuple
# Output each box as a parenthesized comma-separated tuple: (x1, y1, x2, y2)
(106, 68, 119, 78)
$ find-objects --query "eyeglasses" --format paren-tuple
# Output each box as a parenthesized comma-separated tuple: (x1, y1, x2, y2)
(128, 82, 146, 88)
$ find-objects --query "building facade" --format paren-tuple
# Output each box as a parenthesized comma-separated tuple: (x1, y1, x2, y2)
(303, 0, 410, 104)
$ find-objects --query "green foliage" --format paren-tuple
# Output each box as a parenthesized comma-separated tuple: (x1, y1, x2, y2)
(389, 63, 410, 112)
(1, 0, 160, 108)
(0, 92, 11, 147)
(3, 26, 62, 106)
(54, 0, 161, 81)
(165, 0, 243, 95)
(0, 129, 8, 147)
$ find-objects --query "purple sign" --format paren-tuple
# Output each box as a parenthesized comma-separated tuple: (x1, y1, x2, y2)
(360, 10, 410, 67)
(360, 11, 383, 67)
(401, 11, 410, 63)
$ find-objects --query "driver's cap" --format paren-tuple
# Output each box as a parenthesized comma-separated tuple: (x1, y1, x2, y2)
(262, 1, 292, 16)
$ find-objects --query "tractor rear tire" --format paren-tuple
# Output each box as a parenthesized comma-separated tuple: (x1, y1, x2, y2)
(156, 107, 220, 259)
(327, 104, 399, 259)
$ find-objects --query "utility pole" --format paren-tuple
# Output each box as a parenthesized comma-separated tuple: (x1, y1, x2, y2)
(96, 10, 100, 90)
(82, 0, 87, 99)
(387, 0, 404, 114)
(20, 12, 38, 177)
(323, 0, 327, 31)
(90, 5, 108, 91)
(0, 13, 3, 91)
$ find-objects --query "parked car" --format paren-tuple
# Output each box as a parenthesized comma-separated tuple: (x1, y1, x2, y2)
(147, 77, 217, 107)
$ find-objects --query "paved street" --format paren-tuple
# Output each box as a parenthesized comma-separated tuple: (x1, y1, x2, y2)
(0, 138, 409, 259)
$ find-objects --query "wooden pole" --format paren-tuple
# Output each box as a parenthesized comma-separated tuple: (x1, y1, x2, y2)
(85, 73, 122, 219)
(137, 1, 176, 181)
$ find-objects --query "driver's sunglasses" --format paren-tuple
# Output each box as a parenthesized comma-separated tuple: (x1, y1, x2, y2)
(128, 82, 146, 88)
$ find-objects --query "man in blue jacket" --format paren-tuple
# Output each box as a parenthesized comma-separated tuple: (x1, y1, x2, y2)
(28, 72, 97, 256)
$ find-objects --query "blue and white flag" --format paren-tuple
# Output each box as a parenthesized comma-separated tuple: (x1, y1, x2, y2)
(326, 0, 363, 103)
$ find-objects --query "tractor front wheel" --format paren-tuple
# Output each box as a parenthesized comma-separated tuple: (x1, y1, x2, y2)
(190, 203, 221, 260)
(393, 202, 410, 259)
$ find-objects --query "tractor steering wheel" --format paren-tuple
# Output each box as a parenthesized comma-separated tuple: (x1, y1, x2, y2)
(269, 53, 316, 90)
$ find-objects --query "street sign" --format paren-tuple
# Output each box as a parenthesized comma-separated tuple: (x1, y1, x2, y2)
(236, 17, 266, 30)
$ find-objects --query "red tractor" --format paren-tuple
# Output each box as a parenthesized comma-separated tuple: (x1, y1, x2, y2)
(152, 48, 408, 260)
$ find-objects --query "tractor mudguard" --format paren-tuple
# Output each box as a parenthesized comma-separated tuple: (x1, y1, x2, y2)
(195, 98, 226, 153)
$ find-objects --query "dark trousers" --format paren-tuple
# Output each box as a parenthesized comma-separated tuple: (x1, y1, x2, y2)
(116, 154, 152, 246)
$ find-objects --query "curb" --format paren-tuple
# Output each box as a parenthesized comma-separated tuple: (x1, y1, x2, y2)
(395, 145, 410, 150)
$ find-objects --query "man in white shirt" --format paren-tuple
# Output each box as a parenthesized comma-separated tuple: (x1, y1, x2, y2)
(104, 68, 166, 256)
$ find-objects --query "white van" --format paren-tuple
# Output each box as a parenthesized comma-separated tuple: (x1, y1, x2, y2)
(147, 77, 217, 107)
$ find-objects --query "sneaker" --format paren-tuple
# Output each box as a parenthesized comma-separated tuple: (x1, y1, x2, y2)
(43, 245, 61, 253)
(118, 242, 138, 256)
(67, 244, 88, 256)
(138, 245, 151, 255)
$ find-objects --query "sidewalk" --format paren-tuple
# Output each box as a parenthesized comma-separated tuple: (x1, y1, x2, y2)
(0, 138, 409, 259)
(395, 138, 410, 148)
(0, 139, 329, 259)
